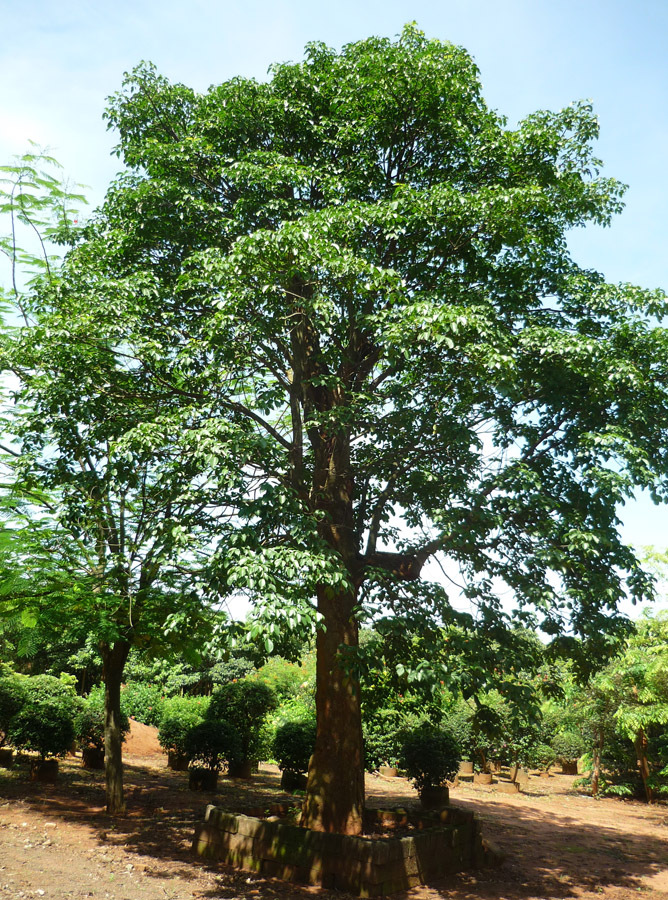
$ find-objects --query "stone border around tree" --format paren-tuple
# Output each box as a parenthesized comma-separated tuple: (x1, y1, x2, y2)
(192, 803, 503, 896)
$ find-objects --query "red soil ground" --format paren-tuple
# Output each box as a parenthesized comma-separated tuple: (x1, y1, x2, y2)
(0, 720, 666, 900)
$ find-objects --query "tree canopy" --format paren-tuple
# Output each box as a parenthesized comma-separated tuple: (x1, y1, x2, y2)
(3, 25, 668, 832)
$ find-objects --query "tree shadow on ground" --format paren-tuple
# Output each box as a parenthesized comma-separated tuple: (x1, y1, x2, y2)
(1, 757, 667, 900)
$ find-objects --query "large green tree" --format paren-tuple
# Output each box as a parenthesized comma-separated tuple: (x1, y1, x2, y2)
(6, 27, 668, 833)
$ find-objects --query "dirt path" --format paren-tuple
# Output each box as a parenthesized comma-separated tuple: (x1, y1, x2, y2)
(0, 723, 666, 900)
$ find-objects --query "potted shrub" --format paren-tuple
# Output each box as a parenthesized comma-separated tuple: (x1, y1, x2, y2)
(399, 724, 461, 808)
(9, 675, 79, 781)
(273, 718, 316, 791)
(0, 671, 27, 767)
(528, 742, 556, 776)
(184, 720, 242, 791)
(551, 731, 585, 775)
(158, 695, 209, 770)
(74, 687, 130, 769)
(363, 707, 406, 775)
(207, 680, 276, 778)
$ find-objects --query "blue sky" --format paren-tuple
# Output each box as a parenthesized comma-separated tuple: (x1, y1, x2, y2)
(1, 0, 667, 575)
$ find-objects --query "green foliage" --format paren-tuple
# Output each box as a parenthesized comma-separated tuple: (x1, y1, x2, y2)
(9, 675, 79, 760)
(158, 695, 209, 756)
(551, 730, 585, 764)
(5, 25, 668, 827)
(74, 686, 130, 751)
(440, 699, 475, 761)
(120, 682, 164, 727)
(363, 707, 427, 771)
(568, 611, 668, 799)
(252, 656, 313, 704)
(527, 742, 556, 772)
(208, 679, 277, 762)
(272, 719, 316, 774)
(184, 720, 242, 772)
(0, 671, 26, 747)
(399, 724, 461, 794)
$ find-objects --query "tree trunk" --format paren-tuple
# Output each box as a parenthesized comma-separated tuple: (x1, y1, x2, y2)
(635, 729, 654, 803)
(591, 727, 604, 797)
(301, 585, 365, 835)
(102, 641, 131, 816)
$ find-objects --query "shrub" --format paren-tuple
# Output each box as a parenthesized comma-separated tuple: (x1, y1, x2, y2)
(9, 675, 79, 760)
(441, 701, 475, 761)
(208, 680, 276, 762)
(528, 742, 556, 772)
(158, 695, 209, 756)
(551, 730, 585, 764)
(273, 719, 316, 775)
(253, 657, 312, 704)
(119, 681, 164, 726)
(0, 673, 27, 747)
(74, 686, 130, 752)
(184, 720, 242, 772)
(399, 724, 461, 794)
(363, 707, 406, 771)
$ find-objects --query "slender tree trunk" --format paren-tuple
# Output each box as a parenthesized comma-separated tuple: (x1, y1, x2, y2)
(301, 585, 365, 835)
(101, 641, 131, 816)
(635, 729, 653, 803)
(591, 728, 604, 797)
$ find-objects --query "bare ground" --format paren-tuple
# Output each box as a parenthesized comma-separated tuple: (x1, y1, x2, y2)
(0, 721, 666, 900)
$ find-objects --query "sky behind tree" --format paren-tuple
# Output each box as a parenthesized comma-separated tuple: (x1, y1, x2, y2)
(1, 0, 666, 579)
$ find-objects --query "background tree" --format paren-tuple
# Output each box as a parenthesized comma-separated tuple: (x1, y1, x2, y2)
(0, 154, 234, 815)
(5, 27, 668, 833)
(592, 612, 668, 801)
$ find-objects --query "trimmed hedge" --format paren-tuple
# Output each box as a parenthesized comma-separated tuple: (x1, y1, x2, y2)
(9, 675, 79, 760)
(399, 725, 461, 794)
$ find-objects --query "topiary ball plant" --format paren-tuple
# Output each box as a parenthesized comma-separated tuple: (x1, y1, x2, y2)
(528, 742, 556, 773)
(551, 731, 585, 773)
(9, 675, 79, 764)
(207, 679, 276, 768)
(184, 719, 242, 773)
(399, 724, 461, 799)
(0, 672, 26, 748)
(158, 695, 209, 769)
(273, 719, 316, 776)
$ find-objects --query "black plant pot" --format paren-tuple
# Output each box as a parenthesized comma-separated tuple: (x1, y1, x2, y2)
(189, 767, 218, 791)
(419, 785, 449, 809)
(82, 747, 105, 769)
(30, 759, 59, 783)
(280, 769, 308, 791)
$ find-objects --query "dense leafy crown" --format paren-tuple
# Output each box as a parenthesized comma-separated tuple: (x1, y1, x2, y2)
(3, 26, 668, 664)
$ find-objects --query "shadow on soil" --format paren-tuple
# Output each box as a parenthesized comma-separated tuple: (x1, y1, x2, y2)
(1, 756, 667, 900)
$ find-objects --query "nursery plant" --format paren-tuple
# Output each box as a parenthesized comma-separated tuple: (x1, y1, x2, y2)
(399, 724, 461, 803)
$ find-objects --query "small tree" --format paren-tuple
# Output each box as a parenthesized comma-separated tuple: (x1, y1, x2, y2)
(589, 613, 668, 801)
(551, 731, 585, 770)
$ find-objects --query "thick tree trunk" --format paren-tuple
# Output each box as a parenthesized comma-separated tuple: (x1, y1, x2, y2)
(102, 641, 131, 816)
(301, 585, 365, 835)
